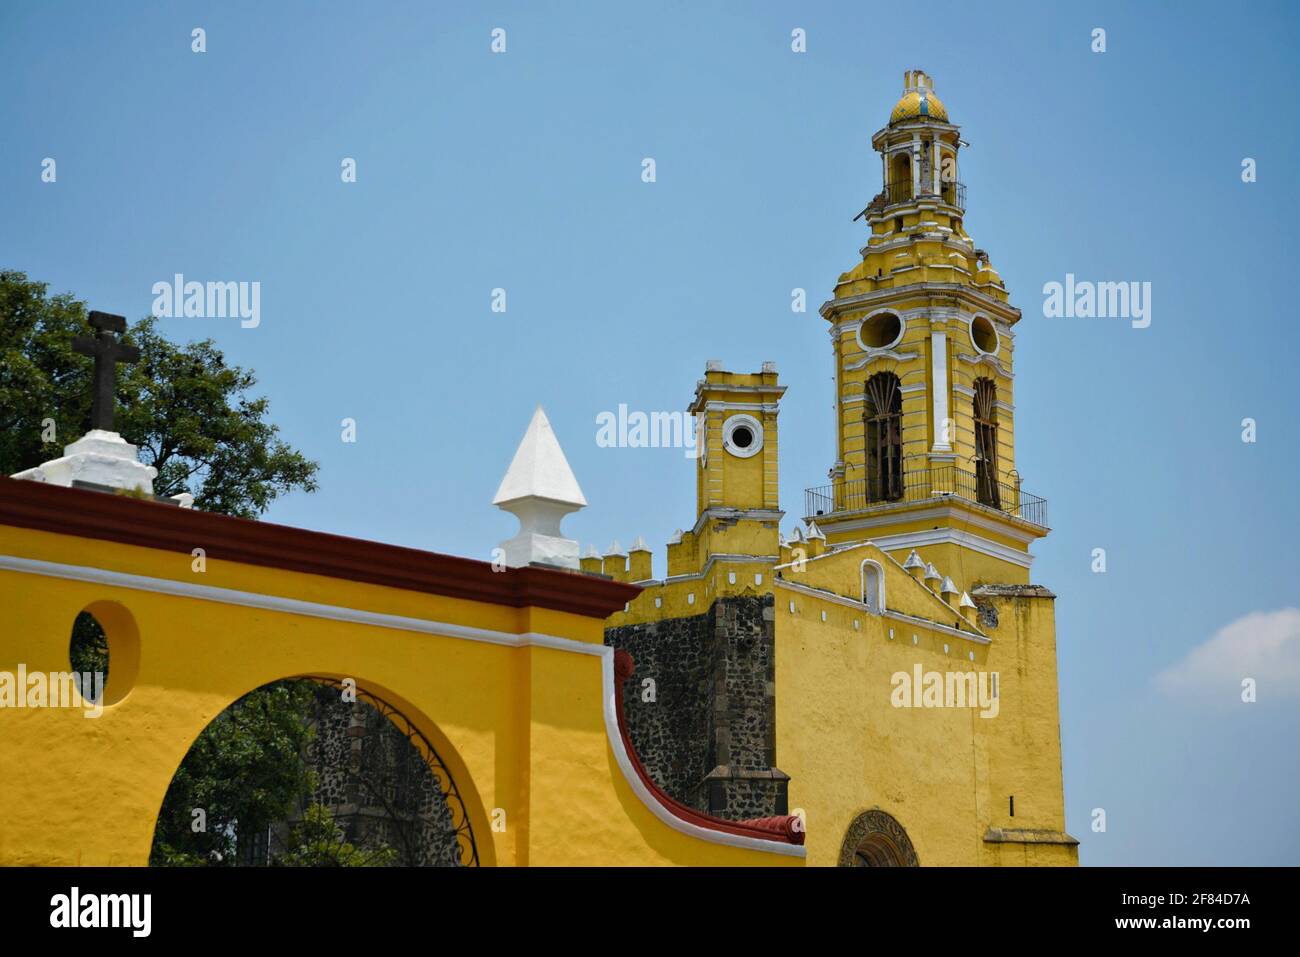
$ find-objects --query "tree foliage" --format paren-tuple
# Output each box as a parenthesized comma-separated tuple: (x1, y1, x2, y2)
(150, 681, 320, 866)
(0, 269, 318, 517)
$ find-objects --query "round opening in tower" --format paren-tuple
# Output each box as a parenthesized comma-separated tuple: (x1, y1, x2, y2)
(858, 312, 903, 351)
(970, 315, 998, 355)
(722, 413, 764, 458)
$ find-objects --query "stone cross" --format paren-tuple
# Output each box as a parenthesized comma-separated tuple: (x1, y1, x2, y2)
(72, 311, 139, 432)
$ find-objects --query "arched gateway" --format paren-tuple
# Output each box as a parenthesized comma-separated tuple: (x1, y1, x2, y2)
(0, 478, 803, 867)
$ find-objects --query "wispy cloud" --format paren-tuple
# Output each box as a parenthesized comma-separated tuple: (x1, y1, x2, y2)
(1155, 609, 1300, 702)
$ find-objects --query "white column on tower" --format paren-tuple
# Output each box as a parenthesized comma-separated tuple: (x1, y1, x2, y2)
(911, 133, 922, 198)
(930, 329, 952, 452)
(932, 134, 942, 195)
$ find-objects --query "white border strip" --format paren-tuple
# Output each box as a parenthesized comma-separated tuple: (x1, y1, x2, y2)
(0, 554, 803, 859)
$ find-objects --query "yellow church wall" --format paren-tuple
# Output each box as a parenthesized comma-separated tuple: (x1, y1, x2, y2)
(0, 521, 801, 867)
(773, 568, 1074, 867)
(775, 596, 988, 866)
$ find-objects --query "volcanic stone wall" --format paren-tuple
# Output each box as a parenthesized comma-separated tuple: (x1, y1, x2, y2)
(606, 593, 787, 819)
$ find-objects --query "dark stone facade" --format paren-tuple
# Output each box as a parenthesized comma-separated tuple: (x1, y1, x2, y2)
(606, 593, 788, 820)
(297, 687, 462, 866)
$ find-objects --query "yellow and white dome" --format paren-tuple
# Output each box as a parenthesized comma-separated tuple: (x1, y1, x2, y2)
(889, 70, 948, 125)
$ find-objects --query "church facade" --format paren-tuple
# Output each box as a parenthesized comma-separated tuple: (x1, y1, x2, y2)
(596, 70, 1077, 866)
(0, 71, 1074, 868)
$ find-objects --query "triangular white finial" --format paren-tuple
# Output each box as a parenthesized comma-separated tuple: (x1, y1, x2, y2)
(805, 520, 826, 540)
(902, 549, 925, 571)
(923, 562, 942, 582)
(606, 538, 627, 556)
(629, 536, 650, 553)
(959, 591, 977, 609)
(667, 528, 684, 545)
(493, 407, 586, 569)
(940, 576, 959, 597)
(493, 406, 587, 508)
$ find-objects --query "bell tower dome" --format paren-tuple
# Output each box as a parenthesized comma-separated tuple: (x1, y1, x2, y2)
(807, 70, 1048, 585)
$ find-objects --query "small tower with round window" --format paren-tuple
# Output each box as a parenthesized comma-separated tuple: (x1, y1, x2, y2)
(809, 70, 1047, 584)
(677, 360, 785, 573)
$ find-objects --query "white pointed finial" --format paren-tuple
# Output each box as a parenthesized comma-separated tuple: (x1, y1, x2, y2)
(493, 406, 586, 569)
(667, 528, 684, 545)
(959, 591, 977, 609)
(902, 549, 925, 572)
(606, 539, 627, 557)
(805, 520, 826, 541)
(790, 526, 805, 543)
(630, 536, 650, 553)
(940, 576, 959, 598)
(923, 562, 941, 582)
(584, 544, 601, 559)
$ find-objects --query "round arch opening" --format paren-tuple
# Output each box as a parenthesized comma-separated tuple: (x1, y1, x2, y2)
(149, 677, 481, 867)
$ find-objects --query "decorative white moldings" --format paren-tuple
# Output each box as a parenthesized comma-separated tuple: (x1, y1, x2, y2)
(0, 553, 802, 858)
(722, 413, 764, 459)
(957, 352, 1013, 378)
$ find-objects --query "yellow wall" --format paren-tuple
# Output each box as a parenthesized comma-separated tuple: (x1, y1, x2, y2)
(0, 524, 801, 867)
(772, 544, 1075, 866)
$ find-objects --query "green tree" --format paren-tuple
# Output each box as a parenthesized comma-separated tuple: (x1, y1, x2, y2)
(150, 680, 321, 866)
(1, 271, 329, 864)
(273, 804, 398, 868)
(0, 270, 318, 517)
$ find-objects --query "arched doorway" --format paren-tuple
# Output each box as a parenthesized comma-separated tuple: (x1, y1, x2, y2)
(150, 677, 479, 866)
(838, 809, 919, 867)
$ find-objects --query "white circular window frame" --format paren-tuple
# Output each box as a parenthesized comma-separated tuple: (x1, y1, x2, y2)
(722, 413, 764, 459)
(968, 314, 1000, 357)
(855, 309, 907, 354)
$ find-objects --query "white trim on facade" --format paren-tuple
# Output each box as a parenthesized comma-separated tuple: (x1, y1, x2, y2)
(0, 553, 804, 859)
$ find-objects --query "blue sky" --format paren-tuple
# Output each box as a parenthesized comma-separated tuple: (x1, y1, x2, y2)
(3, 1, 1297, 865)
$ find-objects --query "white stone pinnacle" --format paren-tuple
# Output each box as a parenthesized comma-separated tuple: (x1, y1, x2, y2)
(629, 536, 650, 553)
(492, 406, 587, 509)
(493, 406, 586, 569)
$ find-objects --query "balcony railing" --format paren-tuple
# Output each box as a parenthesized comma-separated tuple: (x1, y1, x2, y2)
(805, 459, 1047, 528)
(881, 178, 965, 209)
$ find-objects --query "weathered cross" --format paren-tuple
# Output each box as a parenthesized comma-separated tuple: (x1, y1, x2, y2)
(72, 311, 140, 432)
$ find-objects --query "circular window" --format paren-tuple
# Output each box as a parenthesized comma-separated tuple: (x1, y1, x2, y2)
(856, 311, 904, 352)
(970, 315, 998, 355)
(68, 600, 140, 707)
(722, 414, 764, 458)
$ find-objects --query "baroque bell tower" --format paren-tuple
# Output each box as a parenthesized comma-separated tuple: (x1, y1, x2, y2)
(807, 70, 1049, 586)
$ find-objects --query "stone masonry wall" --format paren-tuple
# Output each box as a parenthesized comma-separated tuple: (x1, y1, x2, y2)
(605, 608, 714, 807)
(606, 593, 787, 820)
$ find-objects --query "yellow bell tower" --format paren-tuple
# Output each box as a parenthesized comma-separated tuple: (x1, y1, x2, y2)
(807, 69, 1048, 585)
